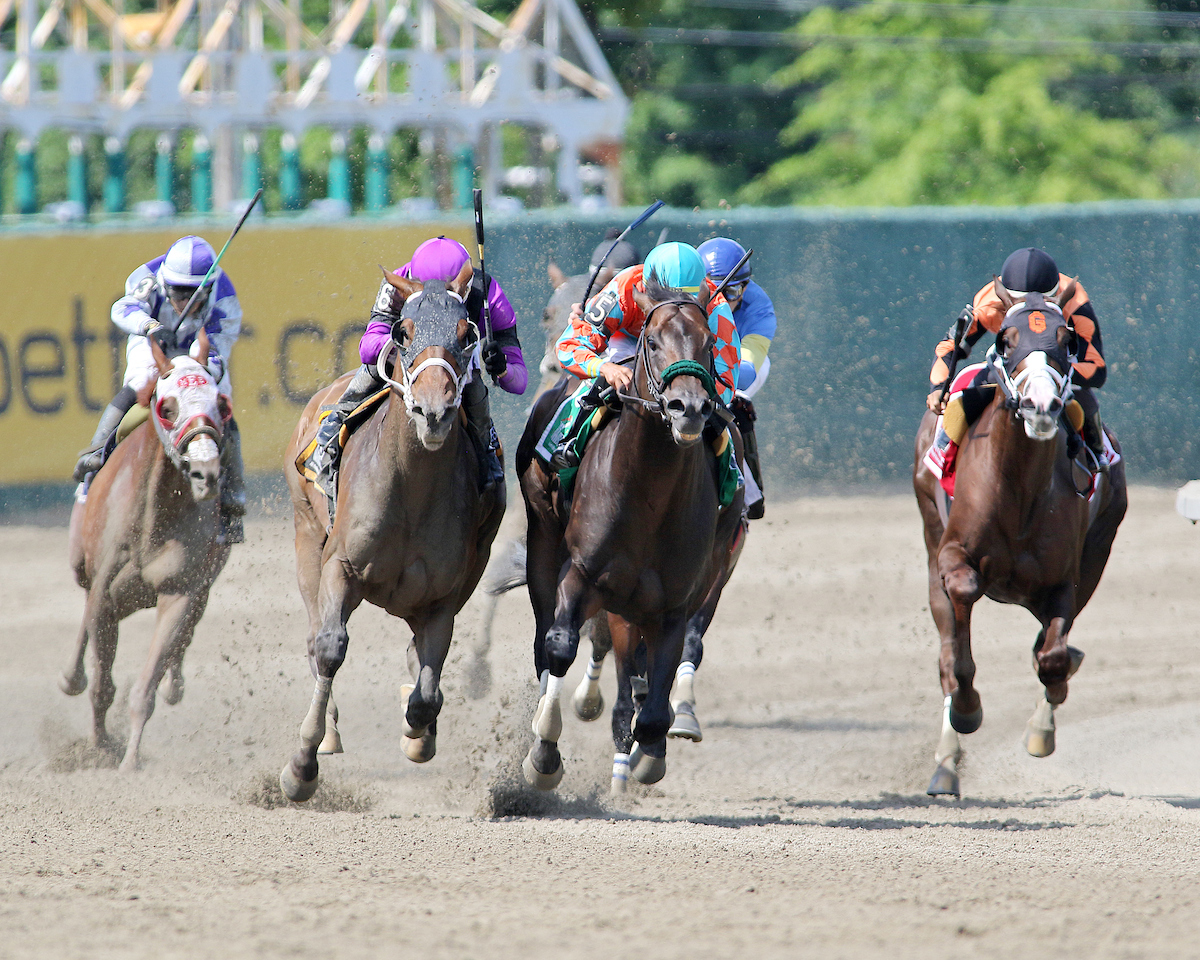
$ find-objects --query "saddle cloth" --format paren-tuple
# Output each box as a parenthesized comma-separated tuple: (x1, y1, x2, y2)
(294, 387, 391, 500)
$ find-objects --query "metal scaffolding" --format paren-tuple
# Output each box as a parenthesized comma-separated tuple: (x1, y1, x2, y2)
(0, 0, 628, 208)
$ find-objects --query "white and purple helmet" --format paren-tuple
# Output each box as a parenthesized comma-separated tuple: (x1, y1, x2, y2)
(159, 235, 217, 289)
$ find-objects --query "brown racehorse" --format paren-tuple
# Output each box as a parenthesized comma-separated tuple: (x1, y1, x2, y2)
(517, 279, 745, 792)
(279, 264, 505, 802)
(913, 286, 1127, 797)
(62, 329, 232, 772)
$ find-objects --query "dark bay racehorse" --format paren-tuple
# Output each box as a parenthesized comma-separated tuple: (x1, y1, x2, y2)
(62, 329, 232, 772)
(913, 286, 1127, 797)
(279, 263, 505, 802)
(518, 279, 745, 792)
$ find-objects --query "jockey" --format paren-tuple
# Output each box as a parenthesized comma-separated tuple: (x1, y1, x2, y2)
(314, 236, 527, 489)
(549, 242, 740, 468)
(697, 237, 775, 520)
(73, 235, 245, 543)
(925, 246, 1108, 473)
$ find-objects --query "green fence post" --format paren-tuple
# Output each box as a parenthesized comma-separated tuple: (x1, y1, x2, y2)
(365, 133, 389, 212)
(156, 134, 174, 205)
(192, 133, 212, 213)
(242, 132, 262, 202)
(280, 132, 302, 211)
(68, 135, 88, 212)
(16, 138, 37, 215)
(452, 145, 474, 210)
(103, 136, 126, 214)
(328, 133, 350, 205)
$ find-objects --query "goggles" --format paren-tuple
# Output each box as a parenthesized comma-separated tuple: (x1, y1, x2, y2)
(166, 284, 201, 304)
(723, 281, 748, 300)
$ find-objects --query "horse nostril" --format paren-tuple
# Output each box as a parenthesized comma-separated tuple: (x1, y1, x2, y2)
(666, 398, 686, 417)
(700, 399, 714, 418)
(410, 403, 424, 418)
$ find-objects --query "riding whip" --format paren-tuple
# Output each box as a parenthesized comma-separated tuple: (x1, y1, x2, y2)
(712, 247, 753, 299)
(178, 187, 264, 323)
(472, 188, 494, 348)
(581, 199, 665, 308)
(938, 304, 974, 405)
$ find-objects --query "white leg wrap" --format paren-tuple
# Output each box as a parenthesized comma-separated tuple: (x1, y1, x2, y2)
(300, 676, 333, 749)
(532, 671, 564, 741)
(611, 752, 630, 794)
(674, 661, 697, 706)
(585, 658, 603, 683)
(934, 695, 961, 765)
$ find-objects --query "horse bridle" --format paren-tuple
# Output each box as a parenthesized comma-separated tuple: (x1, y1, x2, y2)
(374, 289, 480, 417)
(986, 343, 1073, 428)
(151, 370, 226, 474)
(617, 299, 719, 420)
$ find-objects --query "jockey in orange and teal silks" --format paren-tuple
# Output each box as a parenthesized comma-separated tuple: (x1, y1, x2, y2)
(555, 242, 741, 405)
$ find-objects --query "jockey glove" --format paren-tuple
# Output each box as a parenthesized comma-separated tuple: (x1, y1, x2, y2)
(139, 318, 164, 340)
(483, 339, 507, 380)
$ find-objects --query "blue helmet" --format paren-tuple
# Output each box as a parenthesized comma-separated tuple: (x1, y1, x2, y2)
(697, 237, 751, 285)
(643, 242, 705, 295)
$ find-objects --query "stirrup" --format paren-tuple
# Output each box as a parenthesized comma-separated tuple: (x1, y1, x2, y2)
(548, 443, 580, 473)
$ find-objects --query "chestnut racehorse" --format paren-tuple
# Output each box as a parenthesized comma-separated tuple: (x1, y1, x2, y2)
(913, 287, 1127, 797)
(279, 264, 505, 802)
(62, 329, 232, 772)
(518, 279, 745, 793)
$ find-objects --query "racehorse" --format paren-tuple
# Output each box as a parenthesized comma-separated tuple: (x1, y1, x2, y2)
(279, 262, 505, 802)
(913, 285, 1127, 797)
(61, 329, 232, 772)
(517, 278, 746, 793)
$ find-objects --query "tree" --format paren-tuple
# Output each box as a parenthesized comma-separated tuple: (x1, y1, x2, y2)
(743, 0, 1200, 206)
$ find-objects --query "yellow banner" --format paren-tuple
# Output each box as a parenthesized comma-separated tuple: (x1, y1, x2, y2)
(0, 220, 474, 483)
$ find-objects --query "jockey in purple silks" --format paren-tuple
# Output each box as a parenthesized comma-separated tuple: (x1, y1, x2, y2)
(313, 236, 527, 489)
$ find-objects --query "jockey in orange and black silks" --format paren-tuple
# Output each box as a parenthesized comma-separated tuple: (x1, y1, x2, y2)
(924, 247, 1110, 475)
(556, 241, 741, 405)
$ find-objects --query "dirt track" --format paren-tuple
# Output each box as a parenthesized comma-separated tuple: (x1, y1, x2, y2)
(2, 487, 1199, 959)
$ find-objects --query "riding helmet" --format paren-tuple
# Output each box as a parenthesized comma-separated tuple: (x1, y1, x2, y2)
(697, 237, 751, 284)
(1000, 247, 1059, 295)
(404, 236, 472, 281)
(159, 236, 217, 287)
(643, 242, 706, 295)
(591, 227, 641, 270)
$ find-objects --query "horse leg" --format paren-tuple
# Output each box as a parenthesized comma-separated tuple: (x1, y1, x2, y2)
(668, 594, 718, 744)
(523, 564, 599, 790)
(1024, 589, 1078, 758)
(630, 611, 686, 785)
(280, 561, 362, 802)
(399, 607, 455, 764)
(572, 614, 611, 722)
(121, 593, 200, 773)
(85, 595, 120, 754)
(926, 549, 963, 797)
(609, 653, 637, 795)
(939, 548, 984, 734)
(60, 621, 89, 697)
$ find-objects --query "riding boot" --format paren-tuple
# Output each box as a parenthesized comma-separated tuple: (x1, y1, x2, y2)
(73, 386, 138, 482)
(310, 365, 384, 482)
(1074, 386, 1107, 472)
(218, 418, 246, 545)
(741, 424, 766, 520)
(463, 372, 504, 492)
(548, 379, 604, 472)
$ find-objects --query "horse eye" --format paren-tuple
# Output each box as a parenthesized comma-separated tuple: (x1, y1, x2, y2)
(647, 337, 658, 351)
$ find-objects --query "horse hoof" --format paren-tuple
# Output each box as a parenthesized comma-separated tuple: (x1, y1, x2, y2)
(949, 703, 983, 735)
(280, 762, 319, 803)
(523, 749, 564, 791)
(927, 761, 960, 797)
(58, 671, 87, 697)
(572, 685, 604, 722)
(402, 731, 436, 763)
(667, 701, 702, 742)
(1024, 699, 1056, 757)
(160, 672, 184, 706)
(630, 745, 667, 785)
(317, 726, 343, 755)
(1067, 646, 1085, 679)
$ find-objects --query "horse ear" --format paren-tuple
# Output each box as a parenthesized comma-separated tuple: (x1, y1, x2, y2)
(380, 266, 423, 301)
(194, 326, 211, 363)
(548, 262, 568, 290)
(993, 276, 1015, 311)
(449, 258, 474, 300)
(698, 280, 713, 310)
(631, 286, 655, 319)
(149, 333, 172, 377)
(1055, 276, 1078, 310)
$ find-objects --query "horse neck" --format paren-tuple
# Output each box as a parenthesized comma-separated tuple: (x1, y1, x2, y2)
(977, 392, 1063, 516)
(378, 392, 465, 489)
(140, 429, 199, 534)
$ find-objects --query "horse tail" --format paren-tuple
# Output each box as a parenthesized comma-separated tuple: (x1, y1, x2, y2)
(483, 538, 528, 596)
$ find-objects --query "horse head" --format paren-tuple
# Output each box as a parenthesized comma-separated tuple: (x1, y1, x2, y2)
(378, 259, 478, 450)
(148, 328, 231, 501)
(992, 291, 1074, 441)
(631, 279, 718, 446)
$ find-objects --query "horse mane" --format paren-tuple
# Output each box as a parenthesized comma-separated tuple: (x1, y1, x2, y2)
(643, 276, 702, 309)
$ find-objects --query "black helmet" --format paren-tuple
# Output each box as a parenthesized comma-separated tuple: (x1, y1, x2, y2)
(591, 227, 641, 270)
(1000, 247, 1059, 296)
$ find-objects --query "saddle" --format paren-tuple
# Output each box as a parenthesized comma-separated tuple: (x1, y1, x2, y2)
(295, 388, 391, 522)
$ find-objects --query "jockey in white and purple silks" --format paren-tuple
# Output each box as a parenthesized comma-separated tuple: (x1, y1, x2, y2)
(314, 236, 527, 488)
(72, 235, 246, 543)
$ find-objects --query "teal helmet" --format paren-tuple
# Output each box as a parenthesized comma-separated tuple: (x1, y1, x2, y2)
(643, 242, 705, 295)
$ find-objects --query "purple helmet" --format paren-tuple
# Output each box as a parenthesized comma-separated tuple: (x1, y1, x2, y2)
(401, 236, 472, 282)
(159, 236, 217, 288)
(697, 237, 751, 285)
